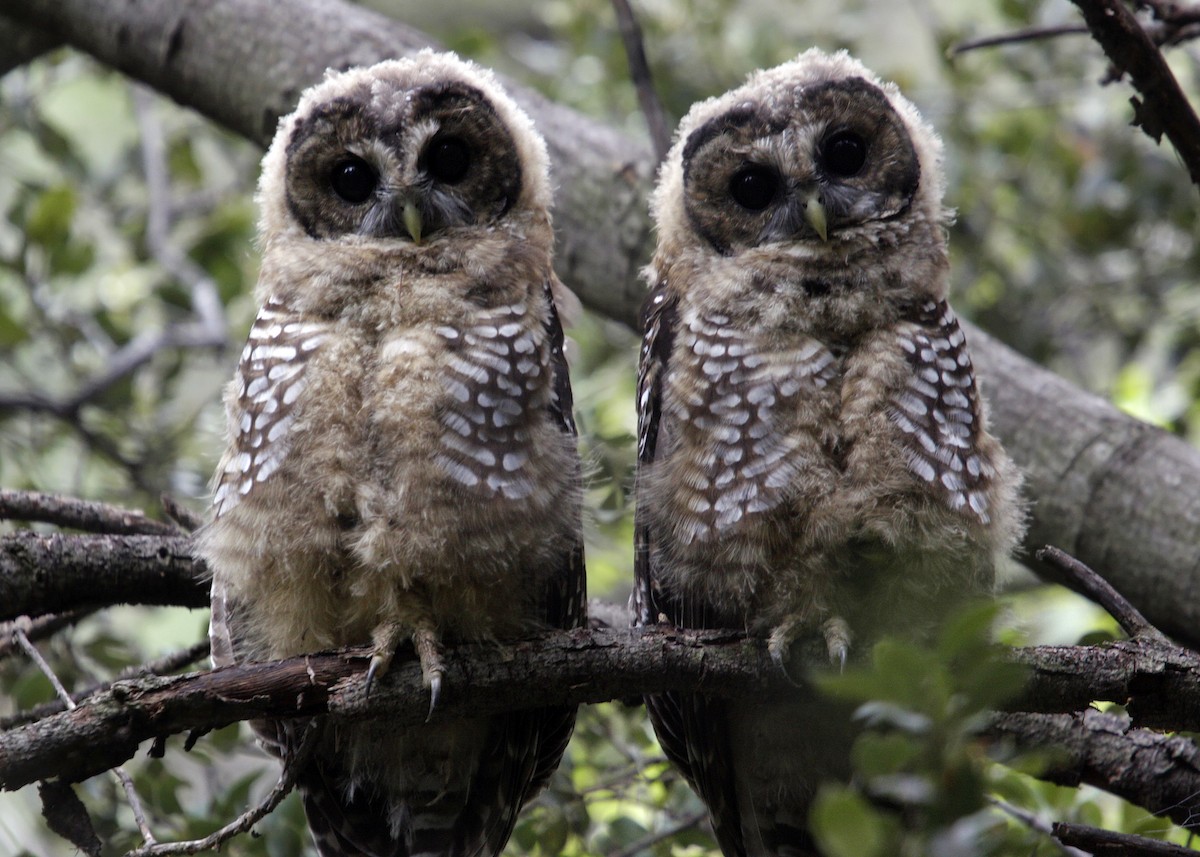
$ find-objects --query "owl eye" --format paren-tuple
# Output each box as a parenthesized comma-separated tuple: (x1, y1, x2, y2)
(330, 156, 378, 204)
(729, 165, 779, 211)
(820, 130, 867, 177)
(425, 136, 471, 184)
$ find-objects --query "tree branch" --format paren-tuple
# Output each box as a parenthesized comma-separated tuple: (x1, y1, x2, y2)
(6, 0, 1200, 648)
(1012, 636, 1200, 730)
(1065, 0, 1200, 186)
(0, 627, 780, 791)
(0, 532, 204, 621)
(989, 709, 1200, 832)
(1051, 820, 1200, 855)
(0, 490, 178, 536)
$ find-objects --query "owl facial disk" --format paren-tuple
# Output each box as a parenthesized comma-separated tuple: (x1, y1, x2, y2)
(679, 77, 919, 255)
(282, 78, 523, 244)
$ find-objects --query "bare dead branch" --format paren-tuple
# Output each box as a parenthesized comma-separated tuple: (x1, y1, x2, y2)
(0, 531, 204, 622)
(1036, 545, 1166, 641)
(1052, 820, 1200, 855)
(159, 495, 203, 533)
(0, 490, 178, 536)
(1066, 0, 1200, 186)
(126, 719, 321, 856)
(610, 0, 672, 162)
(989, 709, 1200, 832)
(0, 612, 91, 662)
(947, 24, 1089, 57)
(988, 797, 1091, 856)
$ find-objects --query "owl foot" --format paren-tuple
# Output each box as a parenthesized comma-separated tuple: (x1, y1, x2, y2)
(364, 620, 445, 719)
(767, 614, 852, 678)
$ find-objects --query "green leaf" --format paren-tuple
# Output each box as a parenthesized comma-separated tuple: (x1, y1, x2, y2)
(810, 786, 888, 857)
(25, 183, 76, 246)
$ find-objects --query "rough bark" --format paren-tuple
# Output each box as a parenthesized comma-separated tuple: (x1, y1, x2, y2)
(1012, 636, 1200, 729)
(990, 709, 1200, 832)
(0, 532, 205, 621)
(6, 0, 1200, 648)
(0, 627, 778, 791)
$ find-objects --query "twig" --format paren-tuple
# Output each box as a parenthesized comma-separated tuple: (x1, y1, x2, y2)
(124, 719, 321, 857)
(947, 24, 1089, 56)
(0, 612, 90, 661)
(608, 810, 709, 857)
(15, 628, 158, 845)
(1052, 820, 1200, 855)
(13, 628, 74, 705)
(0, 86, 228, 426)
(988, 796, 1090, 856)
(0, 490, 177, 536)
(0, 640, 210, 730)
(159, 495, 203, 533)
(1066, 0, 1200, 187)
(1035, 545, 1166, 641)
(610, 0, 672, 162)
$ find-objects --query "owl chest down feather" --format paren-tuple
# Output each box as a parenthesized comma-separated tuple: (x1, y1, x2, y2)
(640, 297, 1013, 633)
(204, 296, 579, 659)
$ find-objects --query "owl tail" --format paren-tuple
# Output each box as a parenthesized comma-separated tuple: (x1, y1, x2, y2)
(294, 708, 568, 857)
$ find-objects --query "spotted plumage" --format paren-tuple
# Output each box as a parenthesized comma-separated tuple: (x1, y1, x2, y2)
(634, 49, 1022, 856)
(198, 51, 584, 857)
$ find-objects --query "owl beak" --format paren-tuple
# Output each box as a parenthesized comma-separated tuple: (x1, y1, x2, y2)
(802, 190, 828, 242)
(402, 199, 424, 245)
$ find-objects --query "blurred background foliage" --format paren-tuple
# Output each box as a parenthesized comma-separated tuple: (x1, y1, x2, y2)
(0, 0, 1197, 853)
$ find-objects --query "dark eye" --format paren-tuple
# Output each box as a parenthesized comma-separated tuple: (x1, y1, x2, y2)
(821, 130, 867, 177)
(330, 156, 378, 204)
(425, 136, 471, 184)
(729, 165, 779, 211)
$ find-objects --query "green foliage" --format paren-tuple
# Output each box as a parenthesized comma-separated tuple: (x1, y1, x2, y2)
(811, 603, 1029, 857)
(3, 0, 1199, 854)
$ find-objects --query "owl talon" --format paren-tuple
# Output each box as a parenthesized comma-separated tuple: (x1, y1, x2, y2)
(412, 625, 446, 720)
(823, 617, 851, 672)
(364, 619, 407, 697)
(767, 617, 804, 684)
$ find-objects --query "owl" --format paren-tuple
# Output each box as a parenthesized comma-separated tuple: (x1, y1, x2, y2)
(197, 51, 585, 857)
(633, 49, 1022, 856)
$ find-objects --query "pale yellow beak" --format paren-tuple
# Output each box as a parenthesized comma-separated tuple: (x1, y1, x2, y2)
(803, 190, 828, 242)
(402, 199, 423, 245)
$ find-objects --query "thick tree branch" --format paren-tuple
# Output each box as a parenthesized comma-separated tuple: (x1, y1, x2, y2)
(989, 709, 1200, 832)
(1013, 637, 1200, 730)
(0, 490, 178, 537)
(6, 0, 1200, 647)
(1066, 0, 1200, 186)
(0, 532, 205, 621)
(0, 627, 781, 791)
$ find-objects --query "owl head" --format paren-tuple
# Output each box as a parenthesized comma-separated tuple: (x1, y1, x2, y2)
(651, 49, 948, 261)
(256, 50, 552, 251)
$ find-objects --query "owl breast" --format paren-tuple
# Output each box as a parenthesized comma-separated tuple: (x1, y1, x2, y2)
(641, 305, 844, 598)
(350, 298, 579, 593)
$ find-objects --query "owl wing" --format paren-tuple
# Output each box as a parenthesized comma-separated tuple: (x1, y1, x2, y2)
(427, 277, 587, 857)
(890, 299, 998, 525)
(208, 297, 330, 668)
(633, 282, 748, 857)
